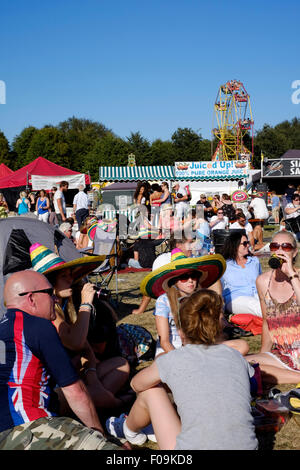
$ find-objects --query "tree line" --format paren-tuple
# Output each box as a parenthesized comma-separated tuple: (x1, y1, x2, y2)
(0, 116, 299, 181)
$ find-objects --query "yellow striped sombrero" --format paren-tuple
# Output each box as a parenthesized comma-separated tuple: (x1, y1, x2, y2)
(30, 243, 106, 283)
(140, 248, 226, 299)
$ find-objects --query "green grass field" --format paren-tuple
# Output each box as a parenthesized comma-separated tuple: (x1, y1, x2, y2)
(106, 225, 300, 450)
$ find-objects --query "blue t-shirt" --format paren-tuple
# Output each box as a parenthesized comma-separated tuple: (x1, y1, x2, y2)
(153, 293, 182, 352)
(221, 256, 262, 306)
(0, 309, 78, 432)
(271, 195, 280, 209)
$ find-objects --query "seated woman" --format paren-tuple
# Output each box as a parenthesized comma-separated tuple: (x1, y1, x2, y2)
(220, 231, 262, 317)
(246, 230, 300, 386)
(284, 192, 300, 241)
(29, 243, 130, 410)
(106, 289, 257, 450)
(140, 248, 249, 357)
(75, 216, 97, 251)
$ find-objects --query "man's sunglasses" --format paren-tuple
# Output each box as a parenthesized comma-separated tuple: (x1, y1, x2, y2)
(269, 242, 295, 252)
(18, 287, 54, 297)
(240, 241, 250, 247)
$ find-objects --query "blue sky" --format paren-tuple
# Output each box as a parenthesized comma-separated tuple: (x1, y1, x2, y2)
(0, 0, 299, 147)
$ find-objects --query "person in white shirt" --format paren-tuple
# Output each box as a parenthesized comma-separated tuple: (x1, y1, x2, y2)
(210, 209, 229, 231)
(248, 193, 269, 250)
(230, 212, 255, 250)
(73, 184, 90, 229)
(173, 183, 190, 220)
(54, 181, 69, 224)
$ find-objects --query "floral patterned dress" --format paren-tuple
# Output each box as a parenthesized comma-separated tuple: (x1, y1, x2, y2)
(264, 272, 300, 371)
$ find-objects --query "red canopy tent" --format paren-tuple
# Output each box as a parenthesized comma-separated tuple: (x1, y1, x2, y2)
(0, 163, 13, 179)
(0, 156, 90, 189)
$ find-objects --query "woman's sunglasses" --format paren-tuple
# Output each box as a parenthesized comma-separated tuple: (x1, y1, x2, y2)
(240, 241, 250, 247)
(269, 242, 295, 252)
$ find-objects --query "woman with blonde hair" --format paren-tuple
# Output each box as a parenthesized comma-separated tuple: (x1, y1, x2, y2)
(16, 191, 30, 215)
(106, 289, 257, 450)
(246, 230, 300, 385)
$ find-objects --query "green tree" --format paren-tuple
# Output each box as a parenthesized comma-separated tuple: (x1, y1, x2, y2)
(11, 126, 38, 169)
(148, 139, 177, 165)
(58, 117, 112, 172)
(25, 126, 70, 167)
(171, 127, 211, 161)
(83, 134, 131, 180)
(126, 131, 151, 165)
(0, 130, 11, 166)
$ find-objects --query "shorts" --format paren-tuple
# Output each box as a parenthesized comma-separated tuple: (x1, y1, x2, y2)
(272, 207, 279, 219)
(0, 416, 122, 450)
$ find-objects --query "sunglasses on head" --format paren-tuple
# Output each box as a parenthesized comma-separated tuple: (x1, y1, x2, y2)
(240, 241, 250, 247)
(18, 287, 54, 297)
(269, 242, 295, 252)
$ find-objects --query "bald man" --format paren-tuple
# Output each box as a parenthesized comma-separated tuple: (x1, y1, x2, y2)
(0, 270, 122, 450)
(73, 184, 90, 228)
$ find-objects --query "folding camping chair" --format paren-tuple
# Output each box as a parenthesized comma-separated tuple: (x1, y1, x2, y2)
(86, 222, 121, 299)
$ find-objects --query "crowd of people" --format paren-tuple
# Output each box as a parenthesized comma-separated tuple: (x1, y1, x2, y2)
(0, 180, 299, 450)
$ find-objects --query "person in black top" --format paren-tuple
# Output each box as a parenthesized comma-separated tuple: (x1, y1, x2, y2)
(196, 194, 214, 221)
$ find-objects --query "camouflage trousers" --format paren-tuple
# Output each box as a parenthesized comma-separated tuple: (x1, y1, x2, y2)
(0, 416, 122, 450)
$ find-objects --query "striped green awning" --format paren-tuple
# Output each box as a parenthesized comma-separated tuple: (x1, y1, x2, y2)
(99, 166, 175, 181)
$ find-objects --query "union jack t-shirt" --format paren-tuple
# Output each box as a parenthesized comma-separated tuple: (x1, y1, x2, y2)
(0, 309, 78, 433)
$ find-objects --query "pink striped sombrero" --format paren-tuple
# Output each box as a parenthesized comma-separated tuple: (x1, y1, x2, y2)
(140, 248, 226, 299)
(30, 243, 106, 283)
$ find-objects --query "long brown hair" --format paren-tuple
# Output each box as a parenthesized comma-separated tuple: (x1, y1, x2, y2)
(179, 289, 223, 345)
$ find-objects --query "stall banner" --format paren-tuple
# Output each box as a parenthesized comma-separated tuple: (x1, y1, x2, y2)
(263, 159, 300, 177)
(175, 161, 248, 179)
(31, 173, 85, 190)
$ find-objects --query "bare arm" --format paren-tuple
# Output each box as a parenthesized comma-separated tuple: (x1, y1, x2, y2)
(155, 316, 175, 354)
(57, 197, 66, 220)
(256, 275, 273, 353)
(130, 361, 161, 393)
(61, 379, 104, 433)
(54, 284, 95, 351)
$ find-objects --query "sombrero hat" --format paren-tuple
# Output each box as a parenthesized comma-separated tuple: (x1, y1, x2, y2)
(30, 243, 106, 283)
(88, 218, 118, 241)
(251, 190, 264, 198)
(140, 248, 226, 299)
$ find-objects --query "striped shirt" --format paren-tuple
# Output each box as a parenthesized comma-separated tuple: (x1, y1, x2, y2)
(0, 309, 78, 432)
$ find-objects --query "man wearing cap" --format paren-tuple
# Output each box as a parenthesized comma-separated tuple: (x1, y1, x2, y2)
(196, 194, 214, 221)
(73, 184, 90, 229)
(0, 270, 122, 450)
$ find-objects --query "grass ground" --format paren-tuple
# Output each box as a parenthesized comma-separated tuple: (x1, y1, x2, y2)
(105, 225, 300, 450)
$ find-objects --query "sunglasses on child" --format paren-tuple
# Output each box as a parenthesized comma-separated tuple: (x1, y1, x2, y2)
(269, 242, 295, 252)
(240, 241, 250, 247)
(177, 272, 201, 283)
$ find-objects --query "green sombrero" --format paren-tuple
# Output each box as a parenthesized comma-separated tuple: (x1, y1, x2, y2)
(30, 243, 106, 284)
(140, 248, 226, 299)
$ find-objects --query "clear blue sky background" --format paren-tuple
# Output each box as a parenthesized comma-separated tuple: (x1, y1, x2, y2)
(1, 0, 299, 146)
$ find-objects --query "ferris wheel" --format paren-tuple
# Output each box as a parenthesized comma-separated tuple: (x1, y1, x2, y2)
(212, 79, 254, 161)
